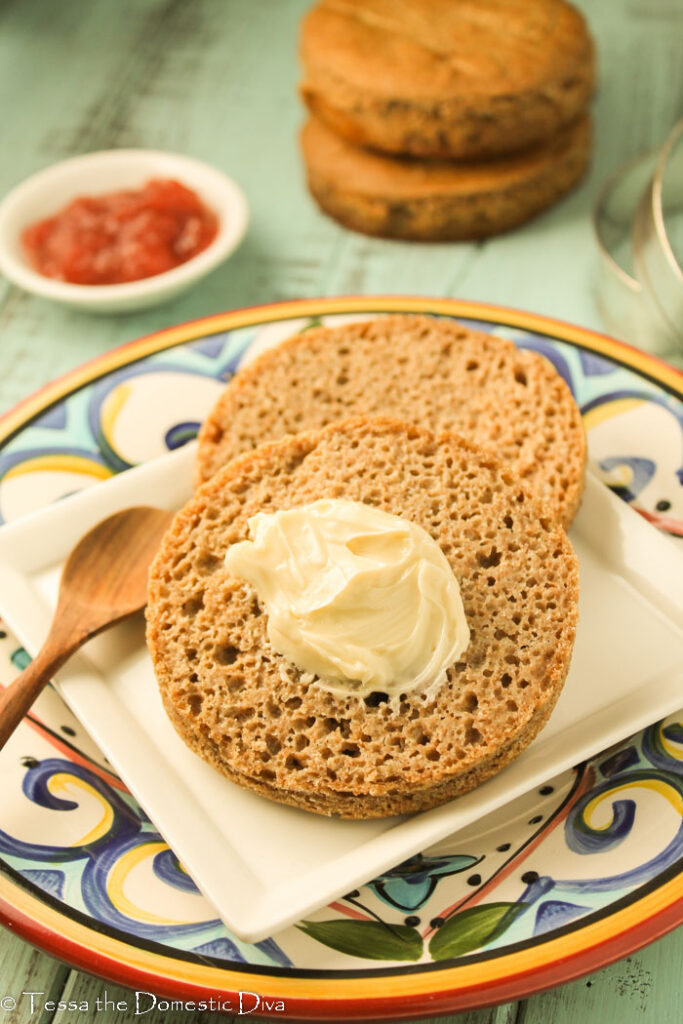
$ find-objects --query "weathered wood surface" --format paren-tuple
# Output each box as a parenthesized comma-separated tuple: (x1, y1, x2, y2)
(0, 0, 681, 1021)
(0, 0, 681, 420)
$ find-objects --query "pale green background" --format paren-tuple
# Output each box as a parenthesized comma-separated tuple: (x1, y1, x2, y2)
(0, 0, 681, 1021)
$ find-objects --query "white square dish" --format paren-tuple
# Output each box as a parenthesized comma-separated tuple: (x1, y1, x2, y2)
(0, 441, 681, 942)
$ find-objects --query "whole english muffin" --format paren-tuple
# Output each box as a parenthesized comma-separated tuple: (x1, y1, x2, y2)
(301, 114, 591, 241)
(196, 315, 586, 528)
(147, 418, 579, 819)
(300, 0, 595, 161)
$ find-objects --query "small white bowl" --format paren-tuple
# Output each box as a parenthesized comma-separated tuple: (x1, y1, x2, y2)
(0, 150, 249, 314)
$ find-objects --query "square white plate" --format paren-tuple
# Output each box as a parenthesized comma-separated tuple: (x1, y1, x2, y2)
(0, 441, 681, 942)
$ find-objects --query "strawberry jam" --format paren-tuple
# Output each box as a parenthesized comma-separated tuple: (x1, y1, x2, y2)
(22, 178, 218, 285)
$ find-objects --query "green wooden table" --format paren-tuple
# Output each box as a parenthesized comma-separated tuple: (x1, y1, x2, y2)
(0, 1, 681, 1021)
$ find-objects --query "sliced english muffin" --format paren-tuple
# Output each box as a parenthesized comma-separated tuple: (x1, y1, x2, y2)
(196, 314, 586, 528)
(147, 417, 579, 819)
(300, 0, 595, 161)
(301, 114, 591, 241)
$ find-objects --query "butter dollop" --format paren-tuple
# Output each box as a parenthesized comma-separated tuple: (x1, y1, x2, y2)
(224, 499, 469, 699)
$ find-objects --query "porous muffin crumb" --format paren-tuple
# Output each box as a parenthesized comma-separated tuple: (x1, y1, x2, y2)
(148, 417, 579, 819)
(196, 314, 586, 528)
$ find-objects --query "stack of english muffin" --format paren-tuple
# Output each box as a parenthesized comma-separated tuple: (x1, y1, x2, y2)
(299, 0, 596, 240)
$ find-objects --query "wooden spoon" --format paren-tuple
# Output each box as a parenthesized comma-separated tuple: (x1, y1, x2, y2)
(0, 505, 174, 751)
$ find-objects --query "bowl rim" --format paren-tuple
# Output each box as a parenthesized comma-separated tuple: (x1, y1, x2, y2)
(652, 117, 683, 286)
(0, 148, 249, 304)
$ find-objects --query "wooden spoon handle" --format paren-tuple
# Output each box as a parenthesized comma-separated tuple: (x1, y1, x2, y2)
(0, 639, 77, 751)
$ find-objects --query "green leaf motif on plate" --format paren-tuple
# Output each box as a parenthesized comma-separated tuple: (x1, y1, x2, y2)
(429, 902, 527, 961)
(297, 919, 423, 961)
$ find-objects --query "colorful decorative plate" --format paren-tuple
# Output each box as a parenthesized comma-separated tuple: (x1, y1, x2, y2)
(0, 297, 681, 1021)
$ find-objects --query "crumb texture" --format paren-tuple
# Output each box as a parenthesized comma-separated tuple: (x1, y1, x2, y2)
(196, 315, 586, 527)
(149, 418, 579, 818)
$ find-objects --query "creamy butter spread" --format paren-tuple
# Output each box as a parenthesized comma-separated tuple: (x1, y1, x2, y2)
(224, 499, 469, 699)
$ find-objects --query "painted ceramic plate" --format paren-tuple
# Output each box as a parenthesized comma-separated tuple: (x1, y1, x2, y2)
(0, 298, 681, 1020)
(1, 446, 680, 943)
